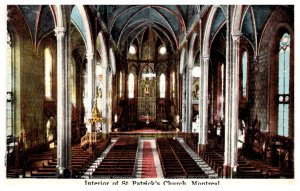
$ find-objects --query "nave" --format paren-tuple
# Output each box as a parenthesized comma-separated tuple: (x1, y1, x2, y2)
(7, 131, 294, 179)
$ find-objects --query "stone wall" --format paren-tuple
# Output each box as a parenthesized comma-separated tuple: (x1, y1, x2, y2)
(250, 6, 294, 135)
(8, 5, 57, 148)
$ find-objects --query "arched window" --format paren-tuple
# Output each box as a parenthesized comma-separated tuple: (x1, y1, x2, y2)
(45, 47, 52, 99)
(128, 73, 134, 98)
(241, 51, 248, 97)
(119, 72, 122, 98)
(7, 31, 13, 137)
(277, 33, 290, 137)
(220, 63, 225, 120)
(159, 73, 166, 98)
(172, 72, 175, 98)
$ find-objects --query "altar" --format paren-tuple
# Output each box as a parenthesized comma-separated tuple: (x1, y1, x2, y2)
(139, 115, 155, 123)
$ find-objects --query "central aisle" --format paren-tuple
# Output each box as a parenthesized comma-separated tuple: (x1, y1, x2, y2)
(141, 141, 157, 178)
(135, 138, 164, 178)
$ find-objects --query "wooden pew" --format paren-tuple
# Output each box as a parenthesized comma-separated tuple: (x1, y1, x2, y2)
(6, 169, 23, 178)
(92, 137, 138, 178)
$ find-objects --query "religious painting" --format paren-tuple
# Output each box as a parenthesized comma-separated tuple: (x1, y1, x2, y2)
(193, 77, 199, 101)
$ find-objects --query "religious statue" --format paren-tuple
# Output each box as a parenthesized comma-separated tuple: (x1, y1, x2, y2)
(193, 79, 199, 100)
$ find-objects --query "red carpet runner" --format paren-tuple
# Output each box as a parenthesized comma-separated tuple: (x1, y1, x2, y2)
(141, 141, 157, 178)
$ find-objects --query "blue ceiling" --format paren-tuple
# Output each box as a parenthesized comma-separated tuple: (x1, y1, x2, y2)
(18, 5, 40, 40)
(252, 5, 273, 37)
(18, 5, 55, 46)
(241, 7, 255, 45)
(17, 5, 88, 48)
(71, 6, 87, 46)
(210, 7, 226, 43)
(94, 5, 199, 48)
(14, 5, 289, 53)
(240, 5, 280, 49)
(38, 6, 55, 40)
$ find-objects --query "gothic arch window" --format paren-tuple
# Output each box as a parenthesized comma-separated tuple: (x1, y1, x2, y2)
(45, 47, 52, 99)
(241, 50, 248, 98)
(159, 73, 166, 98)
(119, 71, 122, 98)
(220, 63, 225, 120)
(277, 33, 290, 137)
(172, 71, 175, 98)
(128, 73, 134, 98)
(7, 30, 14, 137)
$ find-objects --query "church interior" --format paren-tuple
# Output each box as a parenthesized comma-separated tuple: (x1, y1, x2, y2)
(6, 5, 294, 179)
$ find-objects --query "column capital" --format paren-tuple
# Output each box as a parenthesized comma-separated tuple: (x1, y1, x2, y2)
(252, 55, 259, 62)
(86, 51, 94, 60)
(202, 55, 210, 61)
(54, 27, 65, 37)
(231, 32, 241, 40)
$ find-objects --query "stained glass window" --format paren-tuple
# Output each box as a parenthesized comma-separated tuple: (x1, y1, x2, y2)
(159, 73, 166, 98)
(172, 72, 175, 98)
(242, 51, 248, 97)
(7, 31, 13, 137)
(128, 73, 134, 98)
(45, 48, 52, 98)
(278, 33, 290, 137)
(119, 72, 122, 98)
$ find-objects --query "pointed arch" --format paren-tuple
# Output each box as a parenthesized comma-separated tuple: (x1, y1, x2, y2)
(179, 48, 186, 74)
(128, 73, 135, 99)
(76, 5, 94, 54)
(109, 48, 116, 75)
(54, 5, 64, 28)
(231, 5, 243, 34)
(159, 73, 166, 98)
(98, 32, 108, 68)
(203, 5, 221, 57)
(188, 32, 197, 68)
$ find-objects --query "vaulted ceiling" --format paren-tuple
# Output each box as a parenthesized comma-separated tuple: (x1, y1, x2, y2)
(241, 5, 293, 50)
(91, 5, 203, 49)
(17, 5, 55, 46)
(9, 5, 293, 54)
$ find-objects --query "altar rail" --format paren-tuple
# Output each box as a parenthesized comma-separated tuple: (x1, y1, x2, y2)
(80, 132, 103, 147)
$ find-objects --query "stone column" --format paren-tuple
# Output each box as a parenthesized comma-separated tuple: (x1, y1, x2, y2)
(102, 66, 109, 133)
(230, 32, 240, 174)
(181, 72, 187, 132)
(55, 27, 71, 178)
(198, 56, 209, 152)
(198, 56, 204, 147)
(223, 6, 232, 178)
(220, 64, 225, 120)
(223, 6, 240, 177)
(86, 52, 95, 132)
(186, 66, 193, 132)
